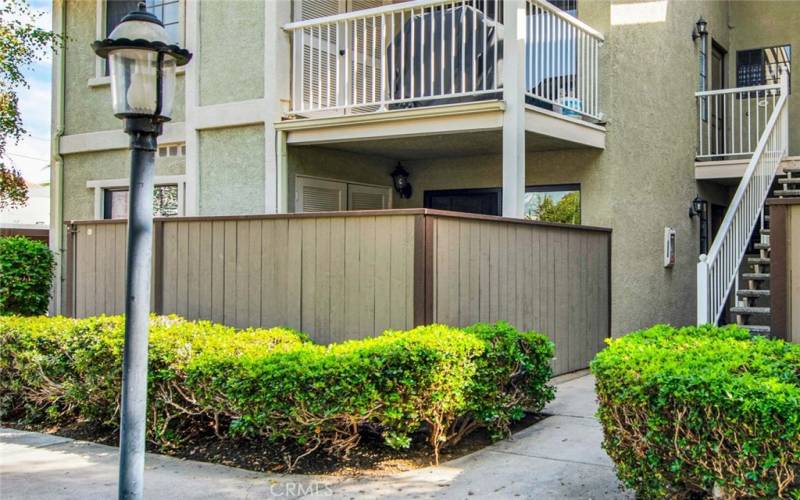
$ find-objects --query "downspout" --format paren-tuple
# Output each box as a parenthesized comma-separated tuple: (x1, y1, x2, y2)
(49, 0, 67, 315)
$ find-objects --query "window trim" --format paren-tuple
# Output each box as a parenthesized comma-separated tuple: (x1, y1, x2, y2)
(87, 175, 187, 219)
(90, 0, 186, 87)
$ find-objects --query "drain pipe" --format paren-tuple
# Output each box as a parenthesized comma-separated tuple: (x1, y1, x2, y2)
(49, 0, 67, 315)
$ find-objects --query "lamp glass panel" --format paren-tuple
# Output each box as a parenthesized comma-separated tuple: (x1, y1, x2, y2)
(108, 49, 177, 119)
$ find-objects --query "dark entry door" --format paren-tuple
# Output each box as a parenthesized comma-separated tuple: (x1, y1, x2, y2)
(424, 188, 501, 216)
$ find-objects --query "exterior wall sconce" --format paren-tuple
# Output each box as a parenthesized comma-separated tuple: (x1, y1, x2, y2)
(391, 163, 413, 199)
(92, 4, 192, 499)
(692, 16, 708, 41)
(689, 195, 709, 254)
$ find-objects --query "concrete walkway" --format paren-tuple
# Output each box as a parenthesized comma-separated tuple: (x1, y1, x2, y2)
(0, 374, 630, 499)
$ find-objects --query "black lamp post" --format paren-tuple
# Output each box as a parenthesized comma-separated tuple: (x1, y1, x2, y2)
(689, 195, 709, 254)
(92, 5, 191, 499)
(391, 163, 412, 199)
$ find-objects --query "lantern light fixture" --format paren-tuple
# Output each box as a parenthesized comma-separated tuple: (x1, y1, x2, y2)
(92, 3, 191, 127)
(692, 16, 708, 41)
(391, 163, 413, 199)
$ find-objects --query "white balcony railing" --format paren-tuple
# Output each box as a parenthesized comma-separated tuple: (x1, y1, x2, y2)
(284, 0, 603, 121)
(525, 0, 603, 121)
(284, 0, 503, 115)
(695, 83, 783, 159)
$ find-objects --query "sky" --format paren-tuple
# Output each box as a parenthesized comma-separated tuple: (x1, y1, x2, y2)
(1, 0, 52, 225)
(8, 0, 53, 187)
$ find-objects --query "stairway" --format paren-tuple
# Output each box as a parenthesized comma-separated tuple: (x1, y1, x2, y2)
(733, 159, 800, 335)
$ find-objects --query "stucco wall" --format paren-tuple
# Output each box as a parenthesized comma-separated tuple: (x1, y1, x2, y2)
(198, 125, 266, 215)
(62, 151, 186, 222)
(198, 0, 265, 106)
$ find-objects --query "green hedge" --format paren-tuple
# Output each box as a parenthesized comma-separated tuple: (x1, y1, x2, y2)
(0, 236, 54, 316)
(591, 324, 800, 498)
(0, 316, 554, 462)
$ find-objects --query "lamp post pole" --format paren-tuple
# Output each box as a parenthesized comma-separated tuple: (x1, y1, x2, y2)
(92, 5, 191, 498)
(119, 118, 161, 499)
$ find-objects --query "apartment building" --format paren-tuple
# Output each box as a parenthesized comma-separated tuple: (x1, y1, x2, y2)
(51, 0, 799, 337)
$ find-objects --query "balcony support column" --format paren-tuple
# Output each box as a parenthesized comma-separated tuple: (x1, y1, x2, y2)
(502, 0, 527, 218)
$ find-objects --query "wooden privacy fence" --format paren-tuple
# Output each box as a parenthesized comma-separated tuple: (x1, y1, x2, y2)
(66, 209, 611, 375)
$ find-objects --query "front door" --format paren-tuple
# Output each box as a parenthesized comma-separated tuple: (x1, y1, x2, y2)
(424, 188, 501, 216)
(710, 41, 727, 156)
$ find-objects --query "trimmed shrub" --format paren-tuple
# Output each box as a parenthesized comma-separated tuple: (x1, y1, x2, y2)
(0, 236, 54, 316)
(0, 316, 555, 464)
(0, 315, 307, 443)
(591, 324, 800, 498)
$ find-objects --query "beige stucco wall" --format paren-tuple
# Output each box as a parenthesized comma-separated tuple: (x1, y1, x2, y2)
(198, 125, 266, 215)
(198, 0, 265, 106)
(62, 151, 186, 222)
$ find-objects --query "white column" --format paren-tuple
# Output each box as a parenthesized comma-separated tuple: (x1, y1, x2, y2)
(502, 0, 527, 218)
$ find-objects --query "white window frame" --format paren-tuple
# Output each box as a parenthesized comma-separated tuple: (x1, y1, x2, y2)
(295, 174, 392, 213)
(89, 0, 187, 87)
(87, 175, 187, 219)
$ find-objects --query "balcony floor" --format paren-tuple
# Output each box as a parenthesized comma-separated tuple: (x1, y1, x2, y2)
(277, 100, 605, 159)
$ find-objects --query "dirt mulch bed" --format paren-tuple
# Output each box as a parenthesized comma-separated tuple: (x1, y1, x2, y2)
(4, 413, 544, 476)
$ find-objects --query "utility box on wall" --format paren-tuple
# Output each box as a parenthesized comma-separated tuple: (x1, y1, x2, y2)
(664, 227, 676, 268)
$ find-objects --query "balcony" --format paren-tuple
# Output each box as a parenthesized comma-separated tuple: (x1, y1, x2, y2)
(280, 0, 605, 154)
(695, 82, 789, 181)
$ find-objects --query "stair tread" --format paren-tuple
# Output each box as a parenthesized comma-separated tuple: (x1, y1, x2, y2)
(754, 243, 770, 250)
(743, 325, 771, 334)
(743, 273, 770, 280)
(760, 229, 771, 235)
(778, 177, 800, 184)
(731, 306, 771, 314)
(736, 289, 770, 297)
(775, 189, 800, 196)
(747, 258, 771, 265)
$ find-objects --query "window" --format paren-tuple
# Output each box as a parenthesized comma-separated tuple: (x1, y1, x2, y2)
(524, 184, 581, 224)
(736, 45, 791, 89)
(158, 143, 186, 158)
(106, 0, 180, 44)
(104, 185, 180, 219)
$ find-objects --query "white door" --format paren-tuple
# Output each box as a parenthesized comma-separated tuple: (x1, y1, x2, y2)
(296, 176, 347, 212)
(348, 183, 391, 210)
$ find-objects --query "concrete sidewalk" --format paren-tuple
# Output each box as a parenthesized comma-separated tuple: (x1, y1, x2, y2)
(0, 374, 630, 499)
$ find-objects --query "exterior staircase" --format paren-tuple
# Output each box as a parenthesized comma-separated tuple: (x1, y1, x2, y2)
(733, 160, 800, 335)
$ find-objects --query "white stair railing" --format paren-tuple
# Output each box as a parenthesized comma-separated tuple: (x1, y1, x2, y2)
(697, 70, 789, 325)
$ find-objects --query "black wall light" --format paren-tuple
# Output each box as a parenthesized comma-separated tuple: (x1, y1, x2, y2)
(689, 195, 709, 254)
(692, 16, 708, 41)
(391, 163, 412, 199)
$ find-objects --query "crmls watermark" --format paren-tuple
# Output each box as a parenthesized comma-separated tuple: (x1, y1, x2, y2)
(268, 482, 334, 497)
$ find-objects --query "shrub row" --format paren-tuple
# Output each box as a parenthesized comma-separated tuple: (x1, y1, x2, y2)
(0, 236, 54, 316)
(0, 316, 555, 463)
(591, 324, 800, 498)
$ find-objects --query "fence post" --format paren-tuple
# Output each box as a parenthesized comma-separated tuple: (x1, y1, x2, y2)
(697, 255, 709, 325)
(152, 220, 164, 314)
